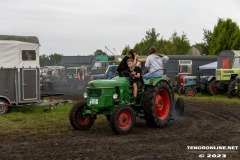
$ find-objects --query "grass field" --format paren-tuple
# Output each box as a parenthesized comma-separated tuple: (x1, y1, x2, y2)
(0, 104, 73, 139)
(0, 94, 239, 140)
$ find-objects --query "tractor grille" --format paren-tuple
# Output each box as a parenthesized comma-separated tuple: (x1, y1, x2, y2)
(87, 89, 102, 97)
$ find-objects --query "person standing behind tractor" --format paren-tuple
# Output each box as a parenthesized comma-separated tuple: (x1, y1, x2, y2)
(143, 46, 169, 80)
(126, 59, 143, 104)
(117, 49, 138, 76)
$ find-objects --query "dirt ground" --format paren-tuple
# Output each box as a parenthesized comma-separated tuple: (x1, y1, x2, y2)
(1, 98, 240, 160)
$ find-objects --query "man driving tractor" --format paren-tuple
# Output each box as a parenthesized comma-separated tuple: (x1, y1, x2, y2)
(126, 59, 144, 104)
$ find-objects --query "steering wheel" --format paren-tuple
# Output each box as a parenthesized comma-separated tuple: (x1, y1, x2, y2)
(121, 71, 135, 81)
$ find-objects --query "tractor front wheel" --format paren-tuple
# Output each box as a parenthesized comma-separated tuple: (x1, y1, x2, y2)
(110, 105, 136, 134)
(69, 101, 94, 130)
(208, 80, 218, 96)
(143, 81, 174, 128)
(185, 87, 196, 97)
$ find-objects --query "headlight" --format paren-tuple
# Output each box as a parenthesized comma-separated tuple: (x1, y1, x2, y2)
(83, 93, 87, 98)
(113, 93, 118, 99)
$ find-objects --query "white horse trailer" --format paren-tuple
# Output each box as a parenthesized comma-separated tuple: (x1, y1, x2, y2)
(0, 35, 40, 114)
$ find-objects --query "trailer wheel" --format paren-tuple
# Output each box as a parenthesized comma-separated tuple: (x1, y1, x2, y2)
(185, 87, 196, 97)
(227, 81, 236, 99)
(69, 101, 94, 130)
(0, 100, 9, 115)
(143, 81, 174, 128)
(110, 105, 136, 134)
(208, 80, 218, 96)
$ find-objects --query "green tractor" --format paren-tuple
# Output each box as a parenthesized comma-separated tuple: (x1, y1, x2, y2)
(208, 50, 240, 98)
(69, 71, 184, 134)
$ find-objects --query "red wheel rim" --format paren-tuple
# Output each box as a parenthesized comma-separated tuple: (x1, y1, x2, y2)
(77, 110, 91, 125)
(118, 111, 131, 129)
(187, 89, 194, 96)
(155, 89, 170, 120)
(211, 83, 217, 94)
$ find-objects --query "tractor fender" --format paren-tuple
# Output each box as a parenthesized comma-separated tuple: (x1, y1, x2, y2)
(0, 96, 11, 105)
(208, 76, 216, 82)
(144, 78, 172, 89)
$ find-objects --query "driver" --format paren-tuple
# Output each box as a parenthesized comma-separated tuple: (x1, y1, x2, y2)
(143, 46, 169, 81)
(126, 59, 143, 104)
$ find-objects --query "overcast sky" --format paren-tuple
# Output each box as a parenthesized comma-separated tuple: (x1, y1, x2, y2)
(0, 0, 240, 56)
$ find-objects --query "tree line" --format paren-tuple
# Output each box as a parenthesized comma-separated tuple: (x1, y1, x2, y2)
(122, 18, 240, 56)
(40, 18, 240, 66)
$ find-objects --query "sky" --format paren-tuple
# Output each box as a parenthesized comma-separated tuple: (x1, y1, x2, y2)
(0, 0, 240, 56)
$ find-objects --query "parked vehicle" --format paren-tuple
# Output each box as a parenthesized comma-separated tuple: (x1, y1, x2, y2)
(174, 60, 193, 94)
(0, 35, 70, 114)
(208, 50, 240, 97)
(91, 65, 118, 80)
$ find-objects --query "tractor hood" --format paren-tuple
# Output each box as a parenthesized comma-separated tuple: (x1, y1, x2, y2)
(87, 77, 129, 89)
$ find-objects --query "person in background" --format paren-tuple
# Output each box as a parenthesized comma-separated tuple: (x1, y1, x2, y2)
(126, 59, 143, 104)
(117, 49, 138, 76)
(143, 46, 169, 80)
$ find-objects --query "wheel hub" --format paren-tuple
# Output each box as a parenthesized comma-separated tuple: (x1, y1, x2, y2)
(118, 112, 131, 129)
(155, 89, 170, 120)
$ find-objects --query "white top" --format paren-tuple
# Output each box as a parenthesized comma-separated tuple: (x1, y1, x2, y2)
(0, 40, 40, 68)
(145, 53, 169, 73)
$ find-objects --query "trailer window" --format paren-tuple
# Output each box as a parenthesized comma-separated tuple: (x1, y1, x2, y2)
(22, 50, 36, 61)
(178, 65, 192, 74)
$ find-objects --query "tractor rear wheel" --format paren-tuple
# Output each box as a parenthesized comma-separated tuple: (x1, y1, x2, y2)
(143, 81, 174, 128)
(208, 80, 218, 96)
(0, 100, 9, 115)
(227, 81, 236, 99)
(69, 101, 94, 130)
(185, 87, 196, 97)
(110, 105, 136, 134)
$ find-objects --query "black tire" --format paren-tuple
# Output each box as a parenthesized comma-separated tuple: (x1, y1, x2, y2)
(177, 86, 184, 95)
(227, 81, 236, 99)
(110, 105, 136, 134)
(0, 100, 9, 115)
(184, 87, 196, 97)
(174, 98, 184, 116)
(143, 81, 174, 128)
(69, 101, 94, 130)
(208, 80, 218, 96)
(237, 90, 240, 99)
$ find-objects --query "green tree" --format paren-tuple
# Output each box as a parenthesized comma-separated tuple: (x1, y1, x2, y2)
(121, 45, 130, 55)
(134, 28, 161, 55)
(39, 53, 62, 66)
(209, 18, 240, 55)
(94, 49, 107, 56)
(122, 28, 191, 56)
